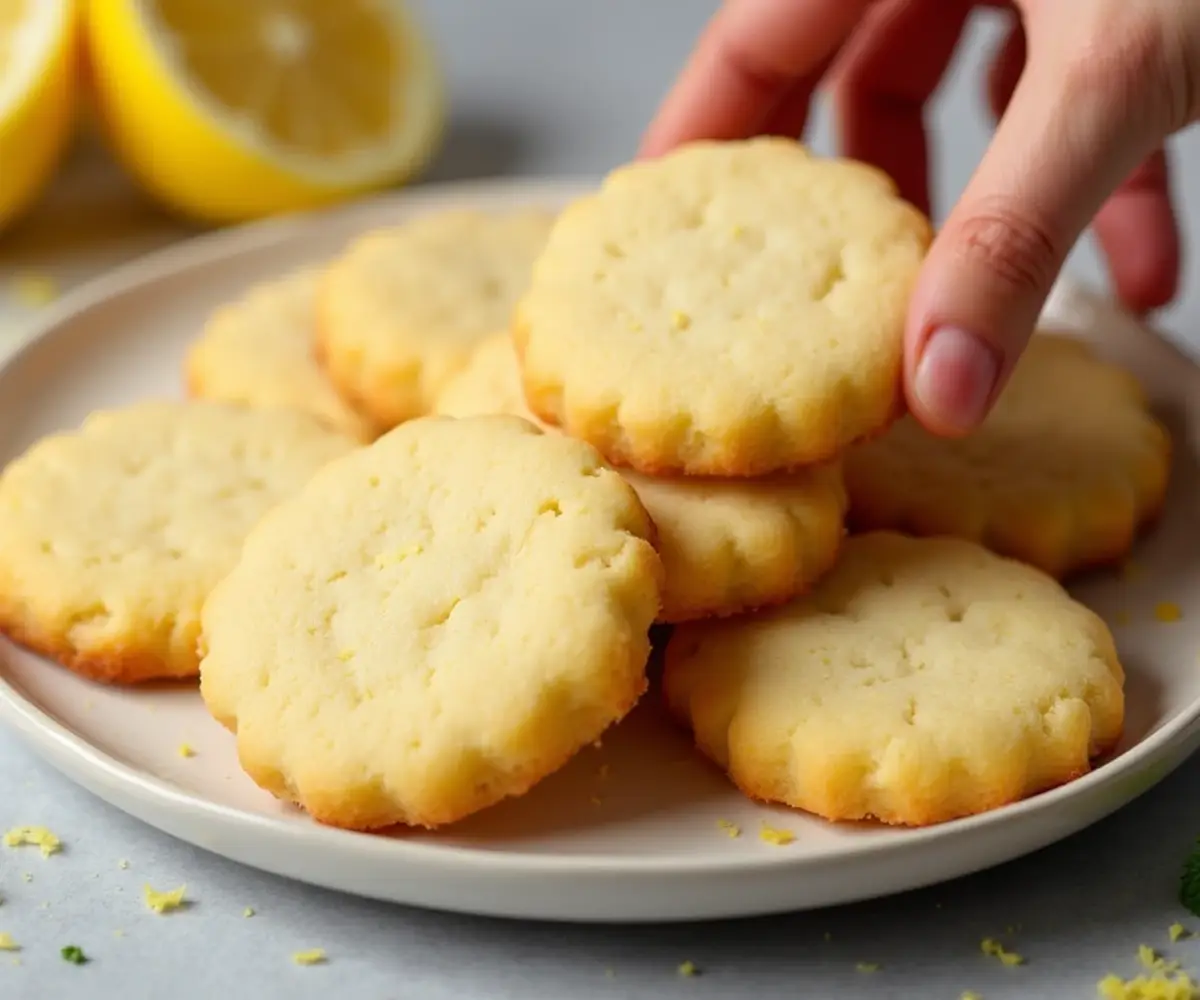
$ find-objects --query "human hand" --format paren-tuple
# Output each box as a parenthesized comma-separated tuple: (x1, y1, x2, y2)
(640, 0, 1199, 436)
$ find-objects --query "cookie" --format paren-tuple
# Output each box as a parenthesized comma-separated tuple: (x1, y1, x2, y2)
(663, 531, 1124, 827)
(513, 137, 931, 476)
(318, 208, 555, 429)
(0, 401, 356, 683)
(436, 334, 847, 622)
(199, 414, 663, 830)
(186, 269, 377, 442)
(844, 334, 1171, 577)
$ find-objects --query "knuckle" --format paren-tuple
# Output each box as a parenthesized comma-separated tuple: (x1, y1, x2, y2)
(952, 204, 1062, 295)
(1060, 7, 1196, 130)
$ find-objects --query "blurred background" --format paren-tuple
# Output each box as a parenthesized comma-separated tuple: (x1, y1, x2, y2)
(1, 1, 1198, 350)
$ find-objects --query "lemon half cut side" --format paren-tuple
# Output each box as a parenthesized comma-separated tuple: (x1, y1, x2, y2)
(85, 0, 446, 224)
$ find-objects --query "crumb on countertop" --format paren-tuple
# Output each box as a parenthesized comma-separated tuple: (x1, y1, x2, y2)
(1139, 946, 1181, 974)
(143, 884, 187, 914)
(292, 949, 327, 966)
(980, 938, 1024, 967)
(855, 962, 880, 974)
(960, 992, 983, 1000)
(677, 960, 699, 978)
(118, 860, 130, 871)
(1097, 970, 1200, 999)
(3, 826, 61, 857)
(60, 945, 87, 965)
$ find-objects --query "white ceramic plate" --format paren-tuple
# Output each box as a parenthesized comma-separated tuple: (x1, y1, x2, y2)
(2, 179, 1200, 924)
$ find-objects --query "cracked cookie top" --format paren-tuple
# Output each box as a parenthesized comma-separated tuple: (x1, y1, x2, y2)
(198, 414, 663, 830)
(513, 137, 932, 476)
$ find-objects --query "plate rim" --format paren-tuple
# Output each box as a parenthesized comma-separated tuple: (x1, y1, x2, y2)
(1, 176, 1198, 883)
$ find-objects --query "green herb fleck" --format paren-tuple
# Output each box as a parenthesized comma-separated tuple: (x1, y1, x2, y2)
(1181, 839, 1200, 917)
(60, 945, 87, 965)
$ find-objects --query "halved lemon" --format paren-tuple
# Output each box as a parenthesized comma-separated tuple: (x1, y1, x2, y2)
(84, 0, 445, 224)
(0, 0, 79, 232)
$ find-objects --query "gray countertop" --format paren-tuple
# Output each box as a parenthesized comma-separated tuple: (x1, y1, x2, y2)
(4, 3, 1200, 998)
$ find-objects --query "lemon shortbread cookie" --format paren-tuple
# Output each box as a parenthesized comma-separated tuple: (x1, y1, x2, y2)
(845, 334, 1171, 578)
(186, 269, 377, 441)
(664, 532, 1124, 827)
(513, 138, 931, 476)
(437, 334, 847, 622)
(318, 208, 555, 429)
(199, 415, 662, 830)
(0, 402, 355, 683)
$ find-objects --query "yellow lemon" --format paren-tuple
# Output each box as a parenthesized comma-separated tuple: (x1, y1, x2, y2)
(84, 0, 445, 224)
(0, 0, 79, 232)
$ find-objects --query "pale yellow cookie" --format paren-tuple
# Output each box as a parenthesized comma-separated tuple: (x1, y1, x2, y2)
(513, 138, 931, 476)
(318, 208, 555, 429)
(0, 402, 356, 683)
(844, 334, 1171, 577)
(664, 531, 1124, 827)
(199, 415, 662, 830)
(436, 334, 847, 622)
(186, 269, 377, 442)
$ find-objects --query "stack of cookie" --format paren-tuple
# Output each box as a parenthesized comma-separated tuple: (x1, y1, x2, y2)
(0, 137, 1169, 834)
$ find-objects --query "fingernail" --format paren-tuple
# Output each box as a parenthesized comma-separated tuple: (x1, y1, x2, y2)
(912, 327, 1001, 434)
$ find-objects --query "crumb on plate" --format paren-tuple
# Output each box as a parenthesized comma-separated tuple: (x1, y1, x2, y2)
(1170, 924, 1190, 943)
(758, 824, 795, 846)
(177, 743, 195, 758)
(0, 933, 18, 951)
(716, 819, 741, 839)
(677, 960, 699, 977)
(10, 273, 58, 308)
(856, 962, 880, 974)
(1155, 602, 1183, 623)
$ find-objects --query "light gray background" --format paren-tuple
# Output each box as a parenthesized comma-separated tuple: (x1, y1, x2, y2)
(3, 3, 1200, 998)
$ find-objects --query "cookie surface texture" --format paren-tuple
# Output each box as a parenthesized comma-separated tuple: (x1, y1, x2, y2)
(0, 402, 356, 683)
(437, 334, 847, 622)
(663, 531, 1124, 826)
(513, 138, 931, 476)
(844, 334, 1171, 577)
(199, 414, 663, 830)
(318, 208, 555, 429)
(186, 269, 377, 441)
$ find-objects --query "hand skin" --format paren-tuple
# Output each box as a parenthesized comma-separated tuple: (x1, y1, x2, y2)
(640, 0, 1200, 437)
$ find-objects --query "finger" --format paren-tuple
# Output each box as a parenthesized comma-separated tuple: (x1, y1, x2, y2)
(986, 15, 1025, 119)
(639, 0, 871, 157)
(905, 13, 1170, 437)
(831, 0, 974, 216)
(1092, 149, 1180, 313)
(756, 48, 845, 141)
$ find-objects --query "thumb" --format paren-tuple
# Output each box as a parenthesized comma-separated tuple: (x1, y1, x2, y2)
(904, 15, 1174, 437)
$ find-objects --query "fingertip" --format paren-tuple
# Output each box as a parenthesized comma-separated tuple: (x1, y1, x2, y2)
(1093, 192, 1181, 314)
(906, 325, 1003, 437)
